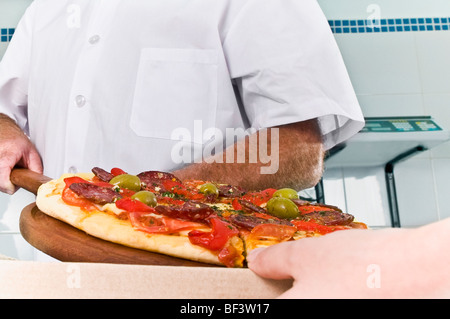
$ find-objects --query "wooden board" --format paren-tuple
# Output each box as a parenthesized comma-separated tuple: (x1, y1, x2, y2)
(19, 203, 217, 267)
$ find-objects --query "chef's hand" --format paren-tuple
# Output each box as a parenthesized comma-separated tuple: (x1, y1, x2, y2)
(247, 223, 450, 299)
(0, 114, 42, 194)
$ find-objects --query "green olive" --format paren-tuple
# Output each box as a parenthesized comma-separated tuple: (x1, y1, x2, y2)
(131, 191, 157, 207)
(273, 188, 299, 200)
(110, 174, 141, 192)
(266, 197, 299, 219)
(199, 183, 219, 196)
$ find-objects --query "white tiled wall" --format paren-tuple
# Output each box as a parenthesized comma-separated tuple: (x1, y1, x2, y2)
(0, 0, 32, 57)
(0, 189, 36, 259)
(318, 0, 450, 227)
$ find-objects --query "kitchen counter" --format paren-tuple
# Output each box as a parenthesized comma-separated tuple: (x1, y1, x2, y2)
(0, 260, 291, 299)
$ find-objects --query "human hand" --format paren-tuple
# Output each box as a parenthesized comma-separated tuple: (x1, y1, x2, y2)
(0, 114, 42, 194)
(247, 227, 444, 298)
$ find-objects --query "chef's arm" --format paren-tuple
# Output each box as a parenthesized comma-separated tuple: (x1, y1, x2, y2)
(173, 119, 325, 191)
(0, 113, 43, 194)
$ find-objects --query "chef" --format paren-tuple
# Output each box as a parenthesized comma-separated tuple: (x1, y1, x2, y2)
(0, 0, 364, 194)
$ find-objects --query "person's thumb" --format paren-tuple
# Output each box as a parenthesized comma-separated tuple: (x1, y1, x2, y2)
(24, 146, 43, 174)
(247, 241, 297, 280)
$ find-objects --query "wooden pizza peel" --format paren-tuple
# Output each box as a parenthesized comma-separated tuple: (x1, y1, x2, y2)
(10, 168, 217, 267)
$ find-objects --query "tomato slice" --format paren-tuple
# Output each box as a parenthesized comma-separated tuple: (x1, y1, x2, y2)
(291, 220, 349, 235)
(241, 188, 277, 206)
(61, 177, 108, 211)
(115, 198, 154, 213)
(162, 179, 206, 201)
(128, 212, 167, 233)
(161, 217, 205, 233)
(64, 176, 112, 188)
(162, 179, 182, 190)
(248, 224, 297, 242)
(111, 167, 126, 176)
(188, 217, 238, 251)
(116, 188, 136, 198)
(232, 198, 242, 210)
(183, 180, 205, 190)
(128, 211, 205, 234)
(117, 198, 206, 234)
(156, 196, 185, 206)
(61, 187, 97, 212)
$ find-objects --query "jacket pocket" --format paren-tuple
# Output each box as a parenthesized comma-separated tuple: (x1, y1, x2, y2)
(130, 48, 218, 143)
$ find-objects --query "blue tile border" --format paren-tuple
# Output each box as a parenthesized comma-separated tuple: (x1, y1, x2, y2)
(0, 28, 14, 42)
(329, 17, 450, 33)
(0, 17, 449, 42)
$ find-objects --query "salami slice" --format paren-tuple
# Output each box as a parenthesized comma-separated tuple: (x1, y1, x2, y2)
(69, 183, 121, 205)
(300, 210, 354, 226)
(92, 167, 114, 182)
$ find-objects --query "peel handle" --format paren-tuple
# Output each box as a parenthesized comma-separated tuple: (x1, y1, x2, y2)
(10, 168, 51, 195)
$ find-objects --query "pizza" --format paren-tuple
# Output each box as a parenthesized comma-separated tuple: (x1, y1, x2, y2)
(36, 167, 368, 267)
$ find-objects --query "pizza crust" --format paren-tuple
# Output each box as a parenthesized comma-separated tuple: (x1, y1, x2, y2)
(36, 175, 225, 265)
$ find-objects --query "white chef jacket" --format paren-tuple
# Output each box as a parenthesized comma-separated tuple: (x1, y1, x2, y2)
(0, 0, 364, 179)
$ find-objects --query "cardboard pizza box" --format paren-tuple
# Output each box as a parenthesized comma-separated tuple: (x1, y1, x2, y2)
(0, 260, 292, 299)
